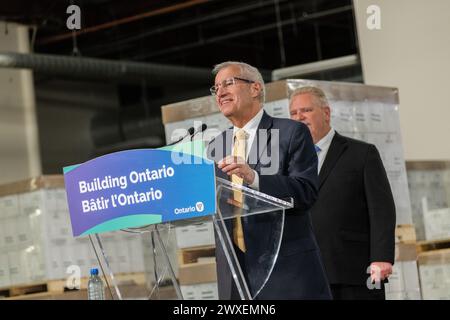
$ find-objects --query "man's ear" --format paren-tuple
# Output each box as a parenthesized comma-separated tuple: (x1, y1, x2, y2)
(251, 82, 262, 99)
(323, 106, 331, 122)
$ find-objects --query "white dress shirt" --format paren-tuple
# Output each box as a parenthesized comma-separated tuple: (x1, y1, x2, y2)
(232, 108, 264, 190)
(315, 128, 336, 174)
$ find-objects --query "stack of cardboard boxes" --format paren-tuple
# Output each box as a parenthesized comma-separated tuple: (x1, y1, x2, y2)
(0, 176, 146, 291)
(385, 225, 421, 299)
(173, 219, 217, 299)
(418, 248, 450, 299)
(406, 161, 450, 241)
(177, 244, 217, 300)
(406, 161, 450, 299)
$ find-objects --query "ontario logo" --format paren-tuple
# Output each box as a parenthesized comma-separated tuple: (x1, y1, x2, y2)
(174, 201, 204, 214)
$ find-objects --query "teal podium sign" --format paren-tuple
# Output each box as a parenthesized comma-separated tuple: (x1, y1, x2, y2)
(63, 141, 216, 236)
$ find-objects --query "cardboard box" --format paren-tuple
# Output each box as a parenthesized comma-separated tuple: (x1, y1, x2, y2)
(175, 221, 215, 249)
(54, 189, 69, 211)
(0, 194, 19, 218)
(8, 251, 27, 285)
(24, 246, 46, 283)
(180, 282, 218, 300)
(16, 216, 32, 245)
(72, 241, 89, 271)
(59, 240, 76, 277)
(178, 258, 217, 286)
(423, 207, 450, 241)
(385, 261, 421, 300)
(46, 237, 74, 280)
(0, 253, 11, 288)
(18, 191, 44, 217)
(0, 221, 4, 248)
(418, 249, 450, 300)
(3, 217, 16, 247)
(384, 243, 422, 300)
(178, 245, 215, 265)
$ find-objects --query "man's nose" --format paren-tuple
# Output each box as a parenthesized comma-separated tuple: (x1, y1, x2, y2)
(291, 110, 303, 121)
(216, 85, 227, 96)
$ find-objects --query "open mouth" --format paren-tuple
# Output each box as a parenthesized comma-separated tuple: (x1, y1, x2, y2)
(220, 98, 233, 107)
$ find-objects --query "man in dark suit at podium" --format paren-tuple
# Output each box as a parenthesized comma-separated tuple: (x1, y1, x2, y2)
(289, 86, 396, 300)
(207, 61, 331, 300)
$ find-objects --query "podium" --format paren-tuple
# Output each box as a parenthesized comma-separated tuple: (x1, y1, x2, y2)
(89, 177, 293, 300)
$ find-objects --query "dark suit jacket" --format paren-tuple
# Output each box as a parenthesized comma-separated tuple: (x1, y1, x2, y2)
(311, 131, 396, 285)
(207, 111, 331, 300)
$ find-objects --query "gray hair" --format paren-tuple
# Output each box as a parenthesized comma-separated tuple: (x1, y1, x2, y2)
(212, 61, 265, 103)
(290, 86, 330, 108)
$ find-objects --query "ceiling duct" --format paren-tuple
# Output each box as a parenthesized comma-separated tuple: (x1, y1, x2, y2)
(0, 52, 211, 85)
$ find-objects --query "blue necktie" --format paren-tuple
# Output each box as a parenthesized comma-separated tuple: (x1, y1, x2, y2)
(315, 145, 321, 153)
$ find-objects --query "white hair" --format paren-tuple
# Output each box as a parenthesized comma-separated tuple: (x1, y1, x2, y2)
(290, 86, 330, 109)
(212, 61, 265, 103)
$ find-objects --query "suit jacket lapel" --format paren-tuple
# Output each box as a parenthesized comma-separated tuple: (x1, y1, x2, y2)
(318, 132, 348, 189)
(223, 127, 233, 159)
(248, 111, 273, 170)
(208, 127, 233, 181)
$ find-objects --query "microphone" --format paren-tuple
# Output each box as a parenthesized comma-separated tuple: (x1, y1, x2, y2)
(191, 124, 208, 141)
(167, 126, 195, 146)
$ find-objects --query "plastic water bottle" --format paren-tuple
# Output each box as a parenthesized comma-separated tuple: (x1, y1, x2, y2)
(87, 268, 105, 300)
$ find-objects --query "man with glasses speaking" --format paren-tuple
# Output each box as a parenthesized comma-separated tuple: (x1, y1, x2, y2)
(206, 61, 331, 300)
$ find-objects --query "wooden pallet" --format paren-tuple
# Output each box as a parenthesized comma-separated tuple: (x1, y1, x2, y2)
(4, 283, 167, 300)
(178, 245, 215, 265)
(0, 282, 52, 298)
(418, 248, 450, 265)
(395, 224, 417, 243)
(417, 237, 450, 253)
(0, 272, 147, 299)
(4, 289, 89, 301)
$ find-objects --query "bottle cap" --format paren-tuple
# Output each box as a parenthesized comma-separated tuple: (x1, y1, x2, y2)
(90, 268, 99, 275)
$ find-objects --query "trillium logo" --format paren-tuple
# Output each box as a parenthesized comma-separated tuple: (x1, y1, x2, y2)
(195, 202, 204, 212)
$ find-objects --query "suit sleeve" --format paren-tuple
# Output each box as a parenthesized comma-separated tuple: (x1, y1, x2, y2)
(259, 123, 318, 211)
(364, 145, 396, 264)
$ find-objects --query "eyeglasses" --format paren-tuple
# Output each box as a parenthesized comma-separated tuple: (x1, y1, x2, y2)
(210, 77, 255, 96)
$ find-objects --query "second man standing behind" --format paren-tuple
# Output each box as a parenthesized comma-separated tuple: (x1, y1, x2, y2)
(289, 86, 396, 300)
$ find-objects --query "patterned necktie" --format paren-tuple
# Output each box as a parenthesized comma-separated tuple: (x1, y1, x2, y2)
(232, 129, 248, 252)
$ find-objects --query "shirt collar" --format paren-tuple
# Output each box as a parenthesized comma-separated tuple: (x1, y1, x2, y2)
(316, 127, 335, 150)
(233, 108, 264, 135)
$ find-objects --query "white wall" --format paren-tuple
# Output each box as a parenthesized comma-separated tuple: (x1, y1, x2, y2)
(353, 0, 450, 160)
(0, 22, 41, 183)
